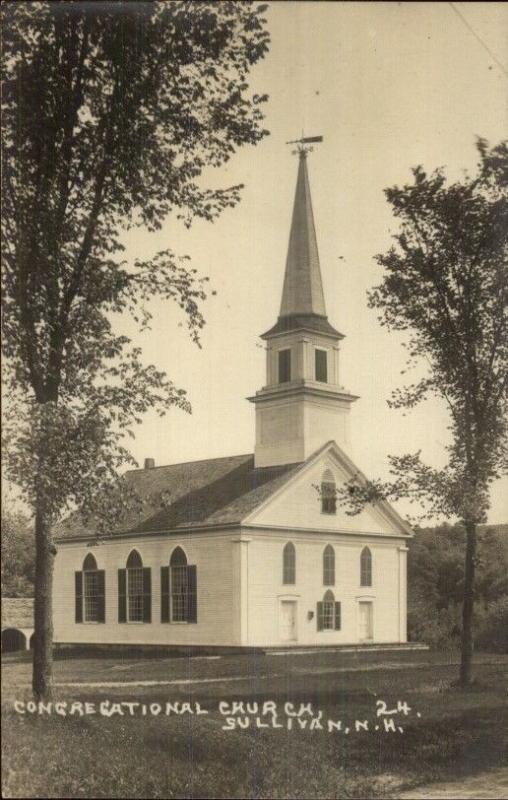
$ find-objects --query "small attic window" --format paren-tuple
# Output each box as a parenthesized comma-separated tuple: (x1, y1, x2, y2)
(321, 468, 337, 514)
(278, 349, 291, 383)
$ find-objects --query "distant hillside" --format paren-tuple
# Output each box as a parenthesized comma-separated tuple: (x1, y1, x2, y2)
(408, 521, 508, 652)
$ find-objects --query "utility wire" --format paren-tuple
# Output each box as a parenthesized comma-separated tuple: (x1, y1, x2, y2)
(448, 2, 508, 78)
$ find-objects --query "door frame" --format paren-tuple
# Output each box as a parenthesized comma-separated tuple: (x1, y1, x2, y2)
(278, 597, 298, 642)
(357, 599, 374, 642)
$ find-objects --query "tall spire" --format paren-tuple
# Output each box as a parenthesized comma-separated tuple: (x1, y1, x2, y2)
(279, 151, 326, 318)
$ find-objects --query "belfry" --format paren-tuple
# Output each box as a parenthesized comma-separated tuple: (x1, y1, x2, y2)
(249, 141, 358, 467)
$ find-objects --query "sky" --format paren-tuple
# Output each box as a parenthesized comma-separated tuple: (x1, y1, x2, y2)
(118, 1, 508, 524)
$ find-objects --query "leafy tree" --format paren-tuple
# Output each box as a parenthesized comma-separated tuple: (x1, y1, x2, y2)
(1, 502, 34, 597)
(1, 1, 269, 698)
(407, 523, 508, 650)
(341, 140, 507, 685)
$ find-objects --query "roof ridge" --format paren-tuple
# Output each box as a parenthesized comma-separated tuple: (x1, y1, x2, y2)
(126, 452, 253, 474)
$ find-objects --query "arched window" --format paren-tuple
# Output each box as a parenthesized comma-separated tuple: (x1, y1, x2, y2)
(321, 469, 337, 514)
(282, 542, 296, 585)
(161, 548, 197, 624)
(75, 553, 105, 624)
(317, 589, 341, 631)
(170, 547, 188, 622)
(126, 550, 142, 569)
(83, 553, 97, 571)
(360, 547, 372, 587)
(323, 545, 335, 586)
(118, 550, 151, 623)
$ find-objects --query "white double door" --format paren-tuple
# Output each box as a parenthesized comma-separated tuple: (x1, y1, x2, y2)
(279, 600, 297, 642)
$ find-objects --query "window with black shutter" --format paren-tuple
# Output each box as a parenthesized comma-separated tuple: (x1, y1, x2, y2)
(317, 591, 341, 631)
(76, 554, 105, 623)
(121, 550, 151, 623)
(168, 547, 197, 623)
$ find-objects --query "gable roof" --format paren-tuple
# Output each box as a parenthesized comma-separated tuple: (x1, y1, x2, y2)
(55, 454, 302, 541)
(55, 440, 412, 542)
(242, 440, 413, 538)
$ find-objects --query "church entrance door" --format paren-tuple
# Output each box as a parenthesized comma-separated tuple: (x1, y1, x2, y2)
(279, 600, 297, 642)
(358, 601, 374, 641)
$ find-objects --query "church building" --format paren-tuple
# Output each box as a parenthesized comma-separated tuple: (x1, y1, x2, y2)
(53, 144, 412, 650)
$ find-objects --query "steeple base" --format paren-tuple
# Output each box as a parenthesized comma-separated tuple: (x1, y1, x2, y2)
(249, 382, 358, 468)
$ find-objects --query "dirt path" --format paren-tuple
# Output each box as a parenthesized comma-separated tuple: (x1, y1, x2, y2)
(398, 767, 508, 799)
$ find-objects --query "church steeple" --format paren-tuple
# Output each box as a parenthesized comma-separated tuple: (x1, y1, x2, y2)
(279, 151, 326, 318)
(249, 141, 358, 468)
(263, 144, 341, 340)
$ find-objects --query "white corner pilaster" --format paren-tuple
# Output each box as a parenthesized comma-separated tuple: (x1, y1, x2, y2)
(232, 537, 251, 646)
(398, 545, 408, 642)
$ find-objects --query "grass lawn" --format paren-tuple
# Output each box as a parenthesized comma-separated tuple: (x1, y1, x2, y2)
(2, 649, 507, 798)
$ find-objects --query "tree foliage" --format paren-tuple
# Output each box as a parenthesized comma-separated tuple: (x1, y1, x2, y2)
(333, 140, 507, 523)
(1, 0, 270, 698)
(2, 0, 270, 526)
(408, 523, 508, 652)
(326, 140, 507, 684)
(1, 503, 34, 597)
(372, 140, 507, 520)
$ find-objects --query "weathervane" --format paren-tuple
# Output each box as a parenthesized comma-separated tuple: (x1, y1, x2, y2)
(286, 134, 323, 157)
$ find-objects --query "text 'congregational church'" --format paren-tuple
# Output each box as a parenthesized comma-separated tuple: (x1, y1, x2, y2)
(53, 144, 412, 650)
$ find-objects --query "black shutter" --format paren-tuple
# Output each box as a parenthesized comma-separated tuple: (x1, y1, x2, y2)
(317, 601, 323, 631)
(142, 567, 151, 623)
(118, 569, 127, 623)
(334, 602, 341, 631)
(75, 572, 83, 623)
(97, 570, 106, 623)
(187, 565, 197, 623)
(161, 566, 170, 623)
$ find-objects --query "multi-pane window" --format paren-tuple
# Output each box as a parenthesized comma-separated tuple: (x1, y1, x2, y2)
(161, 548, 197, 624)
(315, 349, 328, 382)
(127, 566, 144, 622)
(282, 542, 296, 585)
(84, 570, 100, 622)
(75, 554, 105, 624)
(323, 545, 335, 586)
(321, 469, 337, 514)
(360, 547, 372, 587)
(171, 570, 188, 621)
(278, 349, 291, 383)
(118, 551, 150, 624)
(322, 591, 335, 629)
(171, 548, 188, 622)
(317, 590, 341, 631)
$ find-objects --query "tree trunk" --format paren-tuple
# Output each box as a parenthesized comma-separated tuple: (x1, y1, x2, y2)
(32, 502, 55, 700)
(459, 518, 477, 687)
